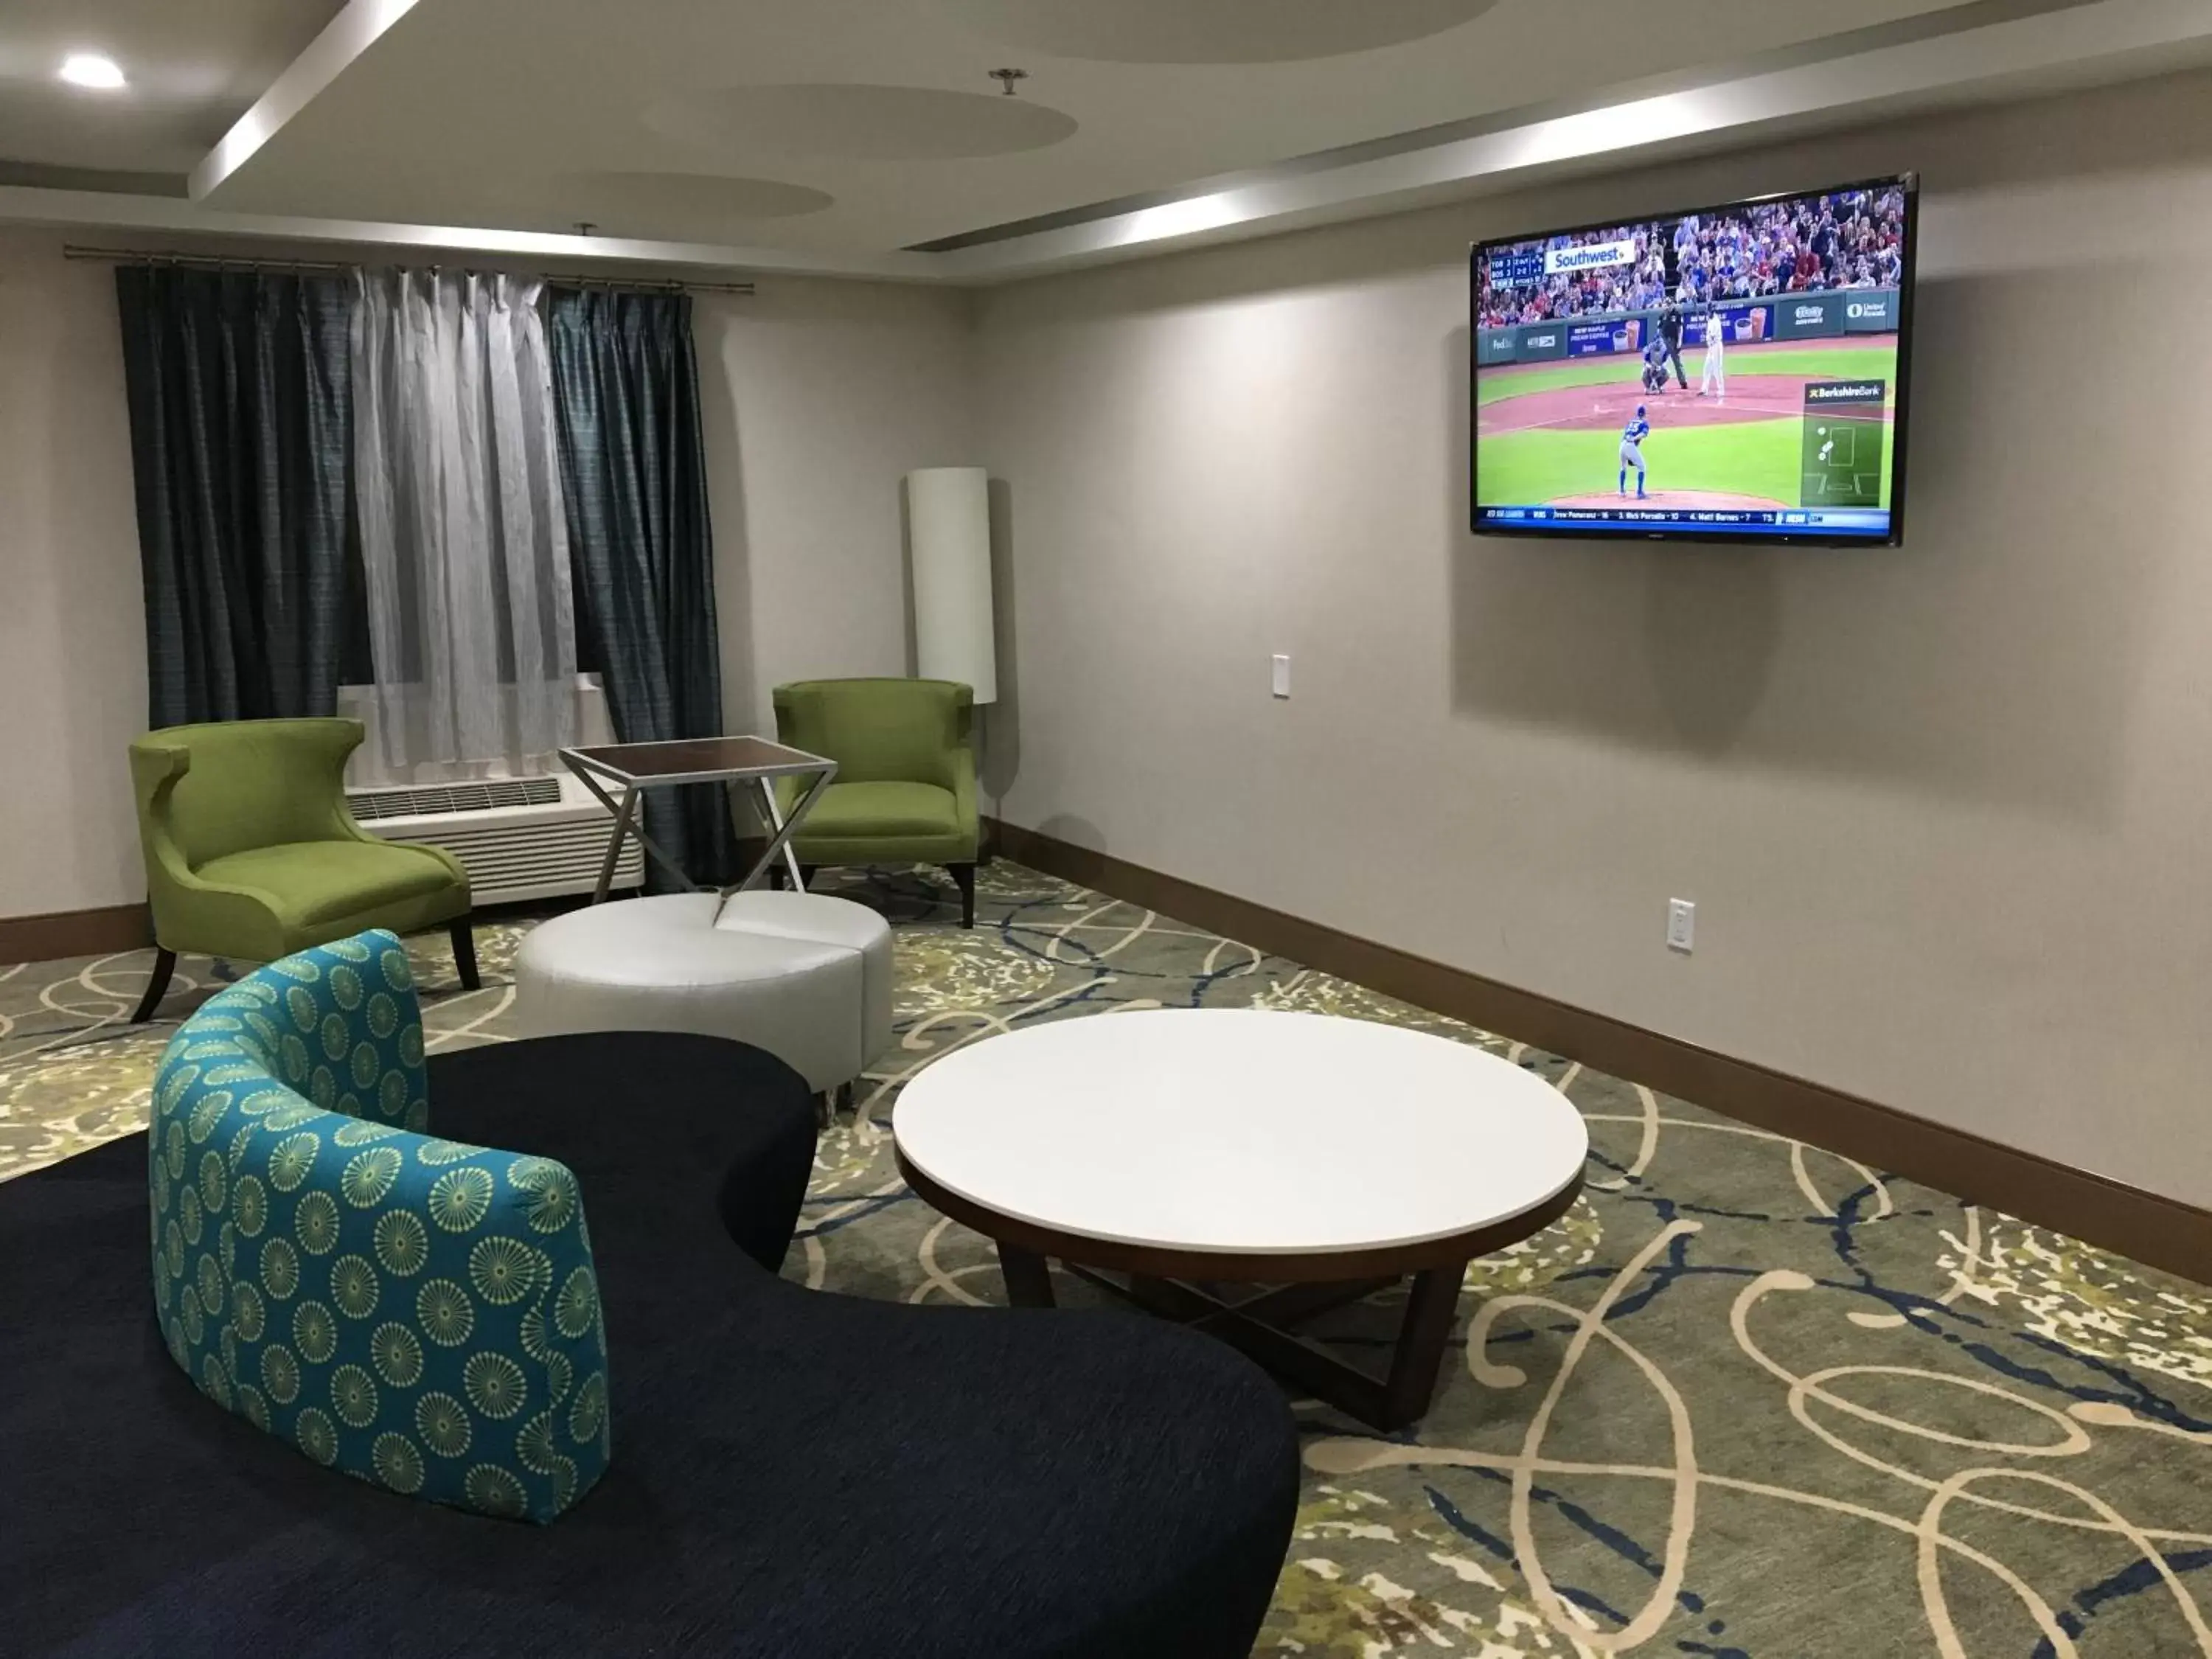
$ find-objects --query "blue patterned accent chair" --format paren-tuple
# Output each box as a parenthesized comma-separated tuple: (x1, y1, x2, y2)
(147, 930, 609, 1523)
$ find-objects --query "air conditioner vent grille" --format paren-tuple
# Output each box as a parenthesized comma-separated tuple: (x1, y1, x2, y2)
(347, 777, 564, 821)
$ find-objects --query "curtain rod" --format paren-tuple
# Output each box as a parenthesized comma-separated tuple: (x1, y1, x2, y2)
(60, 244, 756, 296)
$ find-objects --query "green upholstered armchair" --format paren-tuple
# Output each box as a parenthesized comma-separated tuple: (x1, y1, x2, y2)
(771, 678, 980, 926)
(129, 719, 477, 1023)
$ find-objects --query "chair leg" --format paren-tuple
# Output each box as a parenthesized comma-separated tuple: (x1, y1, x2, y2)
(950, 863, 976, 928)
(450, 920, 481, 992)
(131, 947, 177, 1024)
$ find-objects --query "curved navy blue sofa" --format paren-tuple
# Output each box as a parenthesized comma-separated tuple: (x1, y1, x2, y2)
(1, 1029, 1299, 1657)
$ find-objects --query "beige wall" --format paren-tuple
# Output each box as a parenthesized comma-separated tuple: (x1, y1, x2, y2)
(0, 232, 977, 919)
(0, 230, 147, 919)
(976, 70, 2212, 1206)
(695, 279, 978, 735)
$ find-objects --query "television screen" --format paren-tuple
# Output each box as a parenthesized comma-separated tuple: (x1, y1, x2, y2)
(1471, 174, 1917, 544)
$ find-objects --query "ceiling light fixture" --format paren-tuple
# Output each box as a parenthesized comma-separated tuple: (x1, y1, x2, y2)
(988, 67, 1028, 96)
(60, 52, 126, 89)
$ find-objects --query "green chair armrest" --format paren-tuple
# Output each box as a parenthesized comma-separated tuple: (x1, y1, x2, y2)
(133, 742, 290, 956)
(948, 740, 978, 841)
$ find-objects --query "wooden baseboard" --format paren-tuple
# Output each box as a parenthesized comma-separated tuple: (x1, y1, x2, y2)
(0, 902, 153, 967)
(988, 818, 2211, 1282)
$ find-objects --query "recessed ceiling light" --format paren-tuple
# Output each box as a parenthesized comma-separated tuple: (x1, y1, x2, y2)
(60, 53, 127, 90)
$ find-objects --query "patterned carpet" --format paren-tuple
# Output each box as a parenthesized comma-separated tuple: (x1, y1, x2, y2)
(5, 860, 2212, 1657)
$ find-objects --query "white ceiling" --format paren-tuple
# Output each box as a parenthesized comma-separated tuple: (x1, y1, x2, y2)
(0, 0, 341, 177)
(191, 0, 1990, 248)
(1, 0, 2207, 279)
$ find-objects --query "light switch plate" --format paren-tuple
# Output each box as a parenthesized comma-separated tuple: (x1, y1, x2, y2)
(1271, 654, 1291, 698)
(1666, 898, 1695, 953)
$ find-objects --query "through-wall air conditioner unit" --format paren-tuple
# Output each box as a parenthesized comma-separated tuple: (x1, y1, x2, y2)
(344, 773, 644, 906)
(338, 678, 646, 906)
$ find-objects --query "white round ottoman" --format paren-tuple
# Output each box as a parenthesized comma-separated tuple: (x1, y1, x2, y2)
(514, 891, 894, 1097)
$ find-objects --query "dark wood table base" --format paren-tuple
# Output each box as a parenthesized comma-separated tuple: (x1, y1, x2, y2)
(897, 1150, 1582, 1433)
(998, 1244, 1470, 1431)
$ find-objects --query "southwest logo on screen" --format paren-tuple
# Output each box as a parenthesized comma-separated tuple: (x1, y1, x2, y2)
(1543, 239, 1638, 275)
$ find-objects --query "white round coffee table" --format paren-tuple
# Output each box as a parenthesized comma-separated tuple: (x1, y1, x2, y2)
(894, 1009, 1587, 1428)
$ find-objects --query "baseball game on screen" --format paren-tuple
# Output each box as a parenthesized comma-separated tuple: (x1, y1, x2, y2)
(1472, 178, 1910, 541)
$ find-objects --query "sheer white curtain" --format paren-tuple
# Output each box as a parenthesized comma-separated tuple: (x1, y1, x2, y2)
(352, 269, 576, 777)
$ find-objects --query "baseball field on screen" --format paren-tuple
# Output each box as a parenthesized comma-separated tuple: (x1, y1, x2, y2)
(1475, 336, 1899, 512)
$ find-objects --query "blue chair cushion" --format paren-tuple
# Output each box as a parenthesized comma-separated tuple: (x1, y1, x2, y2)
(147, 930, 610, 1523)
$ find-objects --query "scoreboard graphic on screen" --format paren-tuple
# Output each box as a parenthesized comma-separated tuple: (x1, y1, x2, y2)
(1799, 380, 1887, 508)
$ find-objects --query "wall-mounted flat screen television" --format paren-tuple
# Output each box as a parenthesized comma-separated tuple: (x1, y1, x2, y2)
(1472, 173, 1917, 545)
